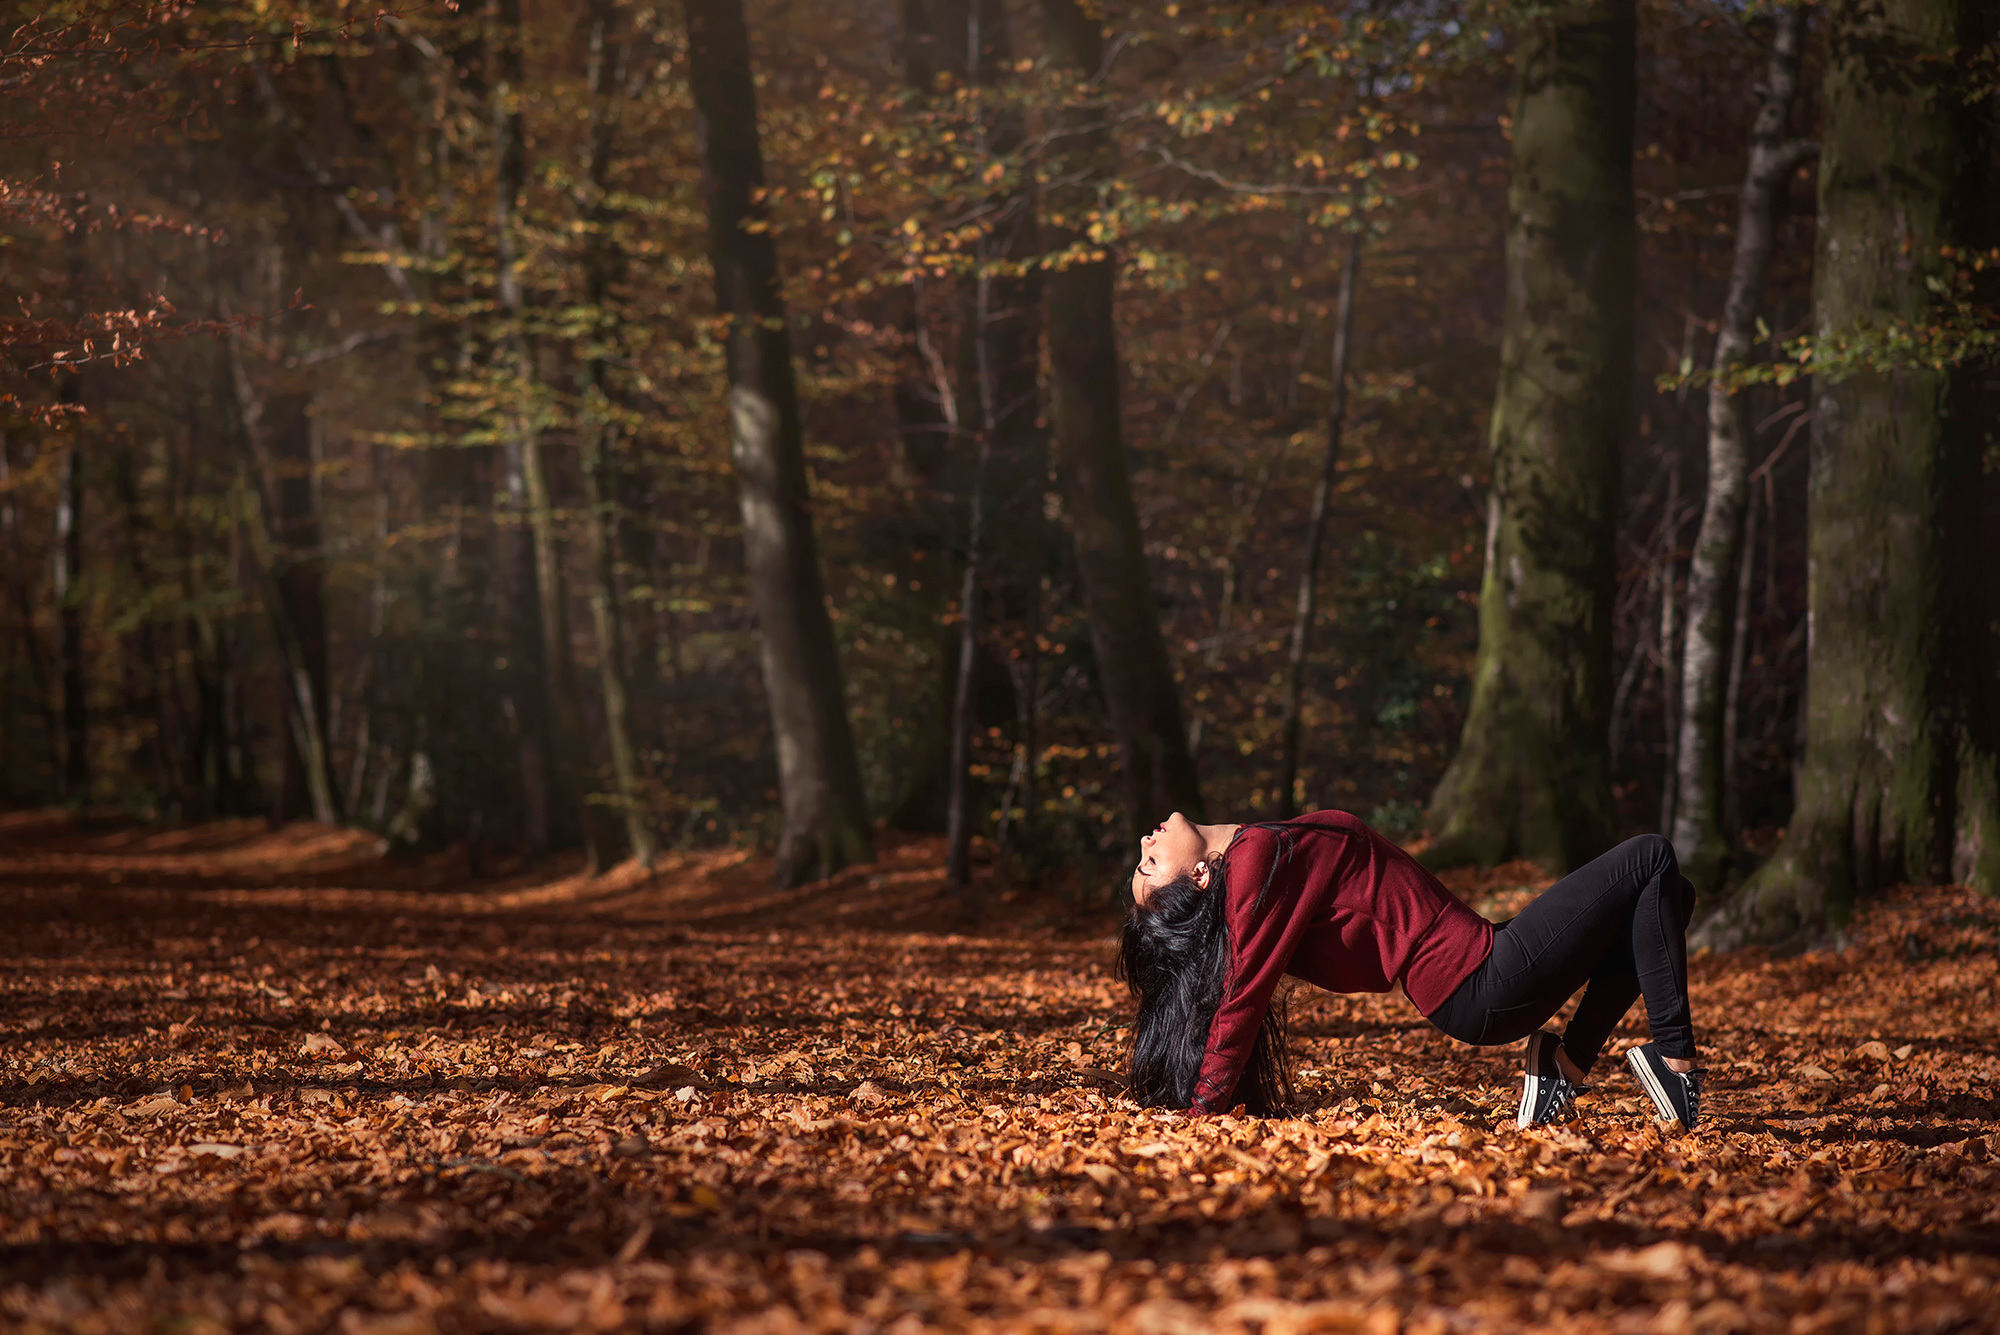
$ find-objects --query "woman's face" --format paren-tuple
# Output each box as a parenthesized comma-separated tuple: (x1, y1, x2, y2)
(1131, 812, 1209, 906)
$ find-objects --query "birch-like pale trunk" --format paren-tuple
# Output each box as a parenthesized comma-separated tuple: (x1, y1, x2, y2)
(1670, 4, 1811, 890)
(1275, 231, 1362, 818)
(945, 271, 997, 892)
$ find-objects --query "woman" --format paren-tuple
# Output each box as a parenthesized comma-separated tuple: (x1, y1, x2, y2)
(1117, 810, 1703, 1129)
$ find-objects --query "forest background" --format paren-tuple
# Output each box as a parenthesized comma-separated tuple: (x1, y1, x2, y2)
(3, 0, 1995, 946)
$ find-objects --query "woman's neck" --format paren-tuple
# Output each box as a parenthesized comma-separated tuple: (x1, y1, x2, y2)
(1196, 822, 1243, 860)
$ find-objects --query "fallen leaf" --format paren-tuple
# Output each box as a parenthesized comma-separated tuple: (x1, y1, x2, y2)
(633, 1061, 703, 1088)
(1601, 1241, 1695, 1281)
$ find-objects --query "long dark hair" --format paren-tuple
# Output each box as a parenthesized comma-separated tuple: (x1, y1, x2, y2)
(1115, 841, 1294, 1115)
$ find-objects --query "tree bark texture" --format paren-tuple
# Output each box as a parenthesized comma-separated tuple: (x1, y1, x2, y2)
(1670, 5, 1810, 893)
(1040, 0, 1204, 846)
(1697, 0, 1991, 951)
(1424, 0, 1634, 872)
(684, 0, 875, 886)
(1276, 230, 1361, 819)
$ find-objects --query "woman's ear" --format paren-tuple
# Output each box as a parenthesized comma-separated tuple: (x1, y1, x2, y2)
(1194, 861, 1210, 889)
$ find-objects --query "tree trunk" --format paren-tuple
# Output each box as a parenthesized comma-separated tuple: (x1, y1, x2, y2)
(54, 407, 88, 799)
(1943, 1, 2000, 895)
(492, 0, 612, 864)
(575, 0, 656, 868)
(886, 0, 1042, 848)
(1696, 0, 1987, 951)
(1423, 0, 1634, 873)
(2, 432, 59, 792)
(263, 393, 339, 825)
(1276, 230, 1361, 819)
(1039, 0, 1204, 846)
(1719, 486, 1759, 838)
(944, 334, 993, 892)
(683, 0, 875, 886)
(1670, 5, 1811, 891)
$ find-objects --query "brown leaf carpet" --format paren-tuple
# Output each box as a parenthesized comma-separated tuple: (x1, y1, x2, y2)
(3, 812, 1998, 1334)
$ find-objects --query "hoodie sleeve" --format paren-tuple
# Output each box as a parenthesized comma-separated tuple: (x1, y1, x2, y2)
(1188, 827, 1324, 1113)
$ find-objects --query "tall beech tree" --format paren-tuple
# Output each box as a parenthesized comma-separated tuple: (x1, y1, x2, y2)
(1669, 5, 1813, 892)
(1424, 0, 1635, 872)
(682, 0, 874, 885)
(1039, 0, 1203, 845)
(1698, 0, 1998, 949)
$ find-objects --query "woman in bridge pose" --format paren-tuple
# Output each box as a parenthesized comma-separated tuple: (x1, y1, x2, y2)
(1117, 810, 1704, 1129)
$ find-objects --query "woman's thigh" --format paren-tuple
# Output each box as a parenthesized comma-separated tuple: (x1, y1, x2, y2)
(1460, 836, 1671, 1041)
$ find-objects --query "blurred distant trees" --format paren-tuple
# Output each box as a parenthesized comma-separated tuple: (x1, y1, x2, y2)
(2, 2, 1993, 919)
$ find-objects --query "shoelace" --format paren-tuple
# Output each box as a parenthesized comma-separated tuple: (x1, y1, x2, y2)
(1682, 1072, 1702, 1124)
(1546, 1077, 1592, 1123)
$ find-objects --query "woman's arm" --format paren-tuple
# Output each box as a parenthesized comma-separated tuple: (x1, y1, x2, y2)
(1188, 829, 1321, 1112)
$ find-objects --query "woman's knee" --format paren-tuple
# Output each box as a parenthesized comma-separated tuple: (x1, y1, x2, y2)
(1622, 833, 1677, 877)
(1623, 834, 1695, 927)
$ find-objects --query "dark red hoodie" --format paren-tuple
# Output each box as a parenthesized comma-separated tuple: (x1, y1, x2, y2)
(1190, 810, 1494, 1113)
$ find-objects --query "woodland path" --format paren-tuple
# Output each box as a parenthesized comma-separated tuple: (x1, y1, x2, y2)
(2, 811, 1997, 1334)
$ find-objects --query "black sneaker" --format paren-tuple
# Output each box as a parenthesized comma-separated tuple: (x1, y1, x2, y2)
(1626, 1043, 1703, 1130)
(1518, 1030, 1586, 1128)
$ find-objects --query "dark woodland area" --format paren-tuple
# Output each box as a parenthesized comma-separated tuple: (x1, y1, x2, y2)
(2, 0, 1997, 1331)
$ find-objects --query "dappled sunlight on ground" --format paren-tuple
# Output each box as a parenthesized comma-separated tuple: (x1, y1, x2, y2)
(2, 814, 1996, 1333)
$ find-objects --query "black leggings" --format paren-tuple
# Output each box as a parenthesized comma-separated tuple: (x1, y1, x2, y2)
(1425, 835, 1697, 1071)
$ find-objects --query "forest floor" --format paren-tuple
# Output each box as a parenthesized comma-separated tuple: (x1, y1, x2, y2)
(2, 812, 1998, 1335)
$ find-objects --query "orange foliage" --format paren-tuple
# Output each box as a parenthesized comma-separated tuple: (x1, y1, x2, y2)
(3, 814, 1997, 1332)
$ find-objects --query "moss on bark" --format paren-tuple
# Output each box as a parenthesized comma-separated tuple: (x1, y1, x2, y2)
(1425, 0, 1634, 873)
(1697, 0, 1990, 952)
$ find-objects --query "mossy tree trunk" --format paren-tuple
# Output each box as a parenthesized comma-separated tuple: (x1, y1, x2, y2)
(1670, 5, 1813, 893)
(1696, 0, 1997, 951)
(1039, 0, 1204, 846)
(1424, 0, 1635, 872)
(684, 0, 875, 886)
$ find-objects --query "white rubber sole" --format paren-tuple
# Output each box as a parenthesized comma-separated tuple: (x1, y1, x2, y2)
(1518, 1032, 1556, 1129)
(1626, 1045, 1685, 1126)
